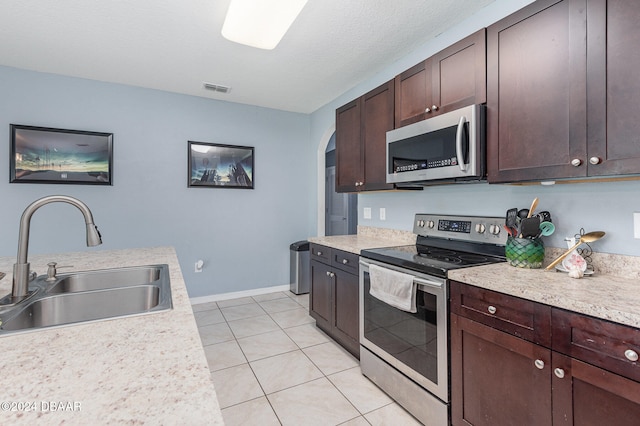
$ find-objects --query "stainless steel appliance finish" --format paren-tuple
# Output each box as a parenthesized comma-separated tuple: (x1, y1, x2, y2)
(290, 240, 310, 295)
(386, 104, 486, 185)
(359, 214, 507, 425)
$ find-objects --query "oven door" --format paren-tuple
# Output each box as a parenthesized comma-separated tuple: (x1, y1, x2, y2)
(359, 258, 449, 402)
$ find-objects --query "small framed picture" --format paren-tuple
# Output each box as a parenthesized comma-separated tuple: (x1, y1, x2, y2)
(10, 124, 113, 185)
(188, 141, 254, 189)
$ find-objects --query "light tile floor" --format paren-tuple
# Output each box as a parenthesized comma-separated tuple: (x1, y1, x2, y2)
(194, 290, 423, 426)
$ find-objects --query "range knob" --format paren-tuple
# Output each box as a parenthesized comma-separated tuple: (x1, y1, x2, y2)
(417, 220, 425, 228)
(426, 220, 435, 229)
(475, 223, 486, 234)
(489, 224, 501, 235)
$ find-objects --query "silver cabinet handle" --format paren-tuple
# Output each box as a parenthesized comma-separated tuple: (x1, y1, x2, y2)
(534, 359, 545, 370)
(571, 158, 582, 167)
(325, 271, 335, 278)
(589, 156, 602, 165)
(317, 251, 323, 256)
(554, 368, 565, 379)
(432, 105, 439, 111)
(625, 349, 639, 362)
(425, 107, 431, 113)
(455, 115, 467, 172)
(487, 306, 497, 314)
(342, 259, 348, 264)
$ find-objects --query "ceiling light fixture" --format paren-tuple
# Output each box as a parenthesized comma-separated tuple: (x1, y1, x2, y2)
(221, 0, 308, 50)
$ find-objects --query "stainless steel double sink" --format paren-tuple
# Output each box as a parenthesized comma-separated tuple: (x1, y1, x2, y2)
(0, 265, 172, 335)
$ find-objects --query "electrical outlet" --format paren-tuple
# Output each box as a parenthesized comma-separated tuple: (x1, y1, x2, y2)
(380, 208, 386, 220)
(634, 212, 640, 239)
(363, 207, 372, 219)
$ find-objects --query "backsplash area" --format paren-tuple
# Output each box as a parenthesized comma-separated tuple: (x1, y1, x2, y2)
(357, 179, 640, 258)
(358, 226, 640, 280)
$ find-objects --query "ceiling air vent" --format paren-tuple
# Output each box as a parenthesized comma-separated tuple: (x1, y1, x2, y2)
(203, 82, 231, 93)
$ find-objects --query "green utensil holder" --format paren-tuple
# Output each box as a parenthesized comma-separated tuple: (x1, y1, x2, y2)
(505, 236, 545, 269)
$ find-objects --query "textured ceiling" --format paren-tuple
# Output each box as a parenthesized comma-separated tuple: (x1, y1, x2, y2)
(0, 0, 495, 113)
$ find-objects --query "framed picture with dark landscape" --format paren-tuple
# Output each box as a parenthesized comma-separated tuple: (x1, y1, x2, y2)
(10, 124, 113, 185)
(188, 141, 254, 189)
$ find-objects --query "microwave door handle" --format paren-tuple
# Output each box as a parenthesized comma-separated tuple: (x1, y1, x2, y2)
(456, 116, 467, 171)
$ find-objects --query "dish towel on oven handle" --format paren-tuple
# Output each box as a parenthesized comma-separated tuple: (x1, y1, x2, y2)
(369, 264, 417, 313)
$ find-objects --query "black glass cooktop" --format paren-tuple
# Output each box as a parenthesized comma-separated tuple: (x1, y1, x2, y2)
(361, 237, 506, 278)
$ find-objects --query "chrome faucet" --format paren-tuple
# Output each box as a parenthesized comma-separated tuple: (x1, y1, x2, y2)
(12, 195, 102, 301)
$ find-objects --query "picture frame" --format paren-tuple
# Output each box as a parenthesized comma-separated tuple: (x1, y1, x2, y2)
(10, 124, 113, 185)
(188, 141, 254, 189)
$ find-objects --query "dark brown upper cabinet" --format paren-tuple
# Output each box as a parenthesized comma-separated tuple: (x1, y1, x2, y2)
(487, 0, 640, 183)
(586, 0, 640, 176)
(395, 29, 486, 128)
(335, 80, 395, 193)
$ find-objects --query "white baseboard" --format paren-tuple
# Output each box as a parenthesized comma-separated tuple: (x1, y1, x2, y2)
(190, 284, 292, 305)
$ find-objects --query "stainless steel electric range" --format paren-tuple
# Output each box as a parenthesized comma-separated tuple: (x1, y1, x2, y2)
(359, 214, 507, 425)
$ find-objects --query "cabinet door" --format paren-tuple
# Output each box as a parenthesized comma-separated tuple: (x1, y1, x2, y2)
(335, 99, 362, 193)
(451, 314, 552, 426)
(587, 0, 640, 176)
(394, 59, 433, 127)
(333, 268, 359, 358)
(552, 352, 640, 425)
(309, 260, 333, 331)
(361, 80, 395, 192)
(432, 29, 486, 115)
(487, 0, 588, 183)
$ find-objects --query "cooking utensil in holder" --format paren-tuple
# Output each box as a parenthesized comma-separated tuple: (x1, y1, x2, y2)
(506, 236, 545, 269)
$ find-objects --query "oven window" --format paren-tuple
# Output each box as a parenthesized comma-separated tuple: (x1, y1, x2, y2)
(363, 273, 438, 384)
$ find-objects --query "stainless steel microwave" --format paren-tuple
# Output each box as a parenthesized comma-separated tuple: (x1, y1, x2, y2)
(386, 104, 486, 185)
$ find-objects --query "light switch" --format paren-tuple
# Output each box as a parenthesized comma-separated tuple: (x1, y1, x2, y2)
(634, 212, 640, 239)
(380, 208, 386, 220)
(363, 207, 372, 220)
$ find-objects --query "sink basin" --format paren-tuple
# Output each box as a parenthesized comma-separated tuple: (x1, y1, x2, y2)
(0, 264, 172, 335)
(47, 265, 162, 294)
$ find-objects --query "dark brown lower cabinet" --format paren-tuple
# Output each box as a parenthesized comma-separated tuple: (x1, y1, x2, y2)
(552, 352, 640, 425)
(309, 244, 359, 358)
(451, 314, 552, 426)
(451, 281, 640, 426)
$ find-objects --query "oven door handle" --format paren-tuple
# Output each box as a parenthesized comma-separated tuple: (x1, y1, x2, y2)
(360, 259, 444, 290)
(414, 276, 444, 290)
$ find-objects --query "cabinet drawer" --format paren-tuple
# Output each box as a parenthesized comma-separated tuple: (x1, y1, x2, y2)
(310, 243, 331, 264)
(332, 249, 359, 274)
(450, 281, 551, 347)
(552, 308, 640, 382)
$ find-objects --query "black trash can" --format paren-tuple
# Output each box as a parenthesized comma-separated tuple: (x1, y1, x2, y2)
(289, 240, 310, 295)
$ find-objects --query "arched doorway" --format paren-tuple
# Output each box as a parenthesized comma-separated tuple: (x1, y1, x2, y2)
(324, 132, 357, 235)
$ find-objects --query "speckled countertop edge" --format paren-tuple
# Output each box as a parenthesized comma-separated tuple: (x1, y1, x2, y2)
(0, 247, 222, 425)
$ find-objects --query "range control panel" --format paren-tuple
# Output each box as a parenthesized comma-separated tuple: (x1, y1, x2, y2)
(413, 214, 508, 245)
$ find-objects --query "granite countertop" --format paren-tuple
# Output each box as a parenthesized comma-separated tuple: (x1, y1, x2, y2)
(308, 226, 416, 254)
(0, 247, 222, 425)
(310, 227, 640, 330)
(449, 262, 640, 329)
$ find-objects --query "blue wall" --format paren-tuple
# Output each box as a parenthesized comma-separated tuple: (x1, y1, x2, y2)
(310, 0, 640, 257)
(0, 66, 311, 297)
